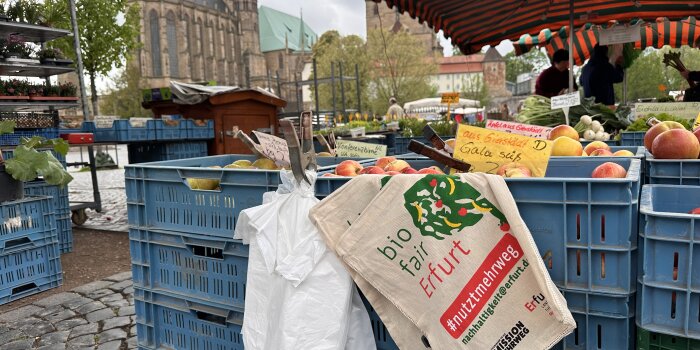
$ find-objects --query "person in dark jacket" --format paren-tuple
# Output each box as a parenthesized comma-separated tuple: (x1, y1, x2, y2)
(679, 37, 700, 101)
(535, 49, 577, 98)
(580, 44, 624, 105)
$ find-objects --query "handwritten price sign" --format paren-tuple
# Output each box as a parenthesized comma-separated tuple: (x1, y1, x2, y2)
(335, 140, 387, 158)
(453, 125, 552, 177)
(486, 120, 552, 139)
(252, 131, 290, 166)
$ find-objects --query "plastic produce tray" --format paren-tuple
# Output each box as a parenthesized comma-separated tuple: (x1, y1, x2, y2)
(0, 196, 55, 251)
(0, 128, 58, 146)
(184, 119, 215, 140)
(0, 236, 62, 305)
(82, 120, 156, 142)
(130, 228, 248, 310)
(134, 289, 243, 350)
(581, 140, 620, 147)
(125, 155, 372, 238)
(154, 119, 187, 141)
(645, 153, 700, 185)
(637, 326, 700, 350)
(23, 180, 69, 216)
(638, 185, 700, 339)
(56, 214, 72, 254)
(621, 132, 646, 147)
(393, 135, 452, 155)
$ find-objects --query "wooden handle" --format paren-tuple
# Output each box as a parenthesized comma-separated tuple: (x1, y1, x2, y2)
(408, 140, 471, 172)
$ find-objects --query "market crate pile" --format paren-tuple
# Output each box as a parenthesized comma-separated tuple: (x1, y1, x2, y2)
(0, 196, 62, 305)
(61, 119, 214, 143)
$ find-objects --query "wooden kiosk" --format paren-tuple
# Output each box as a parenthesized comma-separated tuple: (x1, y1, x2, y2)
(143, 89, 286, 155)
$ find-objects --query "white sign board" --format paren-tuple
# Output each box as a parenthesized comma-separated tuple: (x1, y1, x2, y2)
(335, 140, 387, 158)
(634, 102, 700, 120)
(599, 24, 641, 45)
(252, 131, 290, 166)
(551, 93, 581, 110)
(486, 120, 553, 139)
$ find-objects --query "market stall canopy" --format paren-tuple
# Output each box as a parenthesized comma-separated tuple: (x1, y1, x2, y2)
(513, 17, 700, 65)
(403, 97, 480, 112)
(370, 0, 700, 55)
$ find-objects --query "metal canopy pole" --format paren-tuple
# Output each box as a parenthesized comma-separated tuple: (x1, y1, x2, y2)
(568, 0, 574, 93)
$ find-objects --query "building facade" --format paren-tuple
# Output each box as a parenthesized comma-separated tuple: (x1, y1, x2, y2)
(133, 0, 267, 88)
(431, 48, 511, 100)
(365, 0, 441, 56)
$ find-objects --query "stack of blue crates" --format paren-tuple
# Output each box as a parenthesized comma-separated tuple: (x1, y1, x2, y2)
(127, 141, 208, 164)
(0, 196, 62, 305)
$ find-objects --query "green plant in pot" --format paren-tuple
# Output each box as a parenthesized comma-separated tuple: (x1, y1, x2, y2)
(0, 120, 73, 203)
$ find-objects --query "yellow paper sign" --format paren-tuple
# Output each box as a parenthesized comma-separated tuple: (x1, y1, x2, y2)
(453, 125, 553, 177)
(335, 140, 387, 158)
(441, 92, 460, 104)
(694, 111, 700, 131)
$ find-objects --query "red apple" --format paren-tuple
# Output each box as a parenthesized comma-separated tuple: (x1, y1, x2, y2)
(694, 128, 700, 158)
(644, 121, 686, 153)
(689, 207, 700, 214)
(496, 162, 532, 178)
(385, 171, 401, 176)
(335, 160, 363, 176)
(549, 124, 579, 141)
(375, 156, 397, 170)
(591, 162, 627, 178)
(322, 173, 340, 177)
(583, 141, 611, 156)
(401, 167, 419, 174)
(613, 150, 636, 157)
(589, 149, 614, 157)
(652, 129, 700, 159)
(417, 167, 442, 174)
(359, 166, 386, 175)
(383, 159, 410, 172)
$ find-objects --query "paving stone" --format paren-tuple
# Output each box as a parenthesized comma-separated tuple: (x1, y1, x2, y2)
(104, 272, 131, 282)
(107, 280, 132, 292)
(33, 292, 81, 308)
(69, 323, 98, 339)
(0, 330, 24, 345)
(126, 336, 137, 349)
(12, 317, 41, 330)
(0, 305, 41, 323)
(104, 299, 129, 309)
(129, 325, 136, 337)
(37, 344, 66, 350)
(86, 289, 114, 300)
(122, 286, 134, 295)
(99, 294, 124, 304)
(36, 330, 70, 347)
(20, 320, 54, 337)
(86, 308, 115, 323)
(71, 280, 114, 295)
(76, 301, 107, 315)
(36, 305, 66, 319)
(66, 334, 96, 348)
(62, 296, 93, 310)
(101, 316, 131, 331)
(97, 340, 123, 350)
(44, 309, 77, 324)
(54, 318, 88, 332)
(97, 328, 127, 344)
(0, 339, 32, 350)
(118, 305, 135, 317)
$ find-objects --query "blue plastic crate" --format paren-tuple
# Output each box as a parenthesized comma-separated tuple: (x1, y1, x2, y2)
(646, 153, 700, 185)
(82, 120, 157, 142)
(185, 119, 215, 140)
(23, 180, 69, 215)
(3, 148, 67, 169)
(161, 141, 208, 160)
(394, 135, 452, 155)
(0, 237, 62, 306)
(553, 290, 635, 349)
(130, 228, 248, 311)
(57, 214, 72, 254)
(0, 196, 56, 252)
(134, 289, 243, 350)
(154, 119, 187, 141)
(621, 132, 646, 147)
(637, 185, 700, 339)
(319, 158, 642, 294)
(125, 155, 372, 238)
(581, 140, 620, 147)
(361, 293, 400, 350)
(0, 128, 58, 146)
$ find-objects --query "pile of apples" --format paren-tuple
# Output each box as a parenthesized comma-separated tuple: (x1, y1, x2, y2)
(643, 121, 700, 159)
(325, 156, 444, 177)
(186, 158, 282, 190)
(549, 125, 635, 157)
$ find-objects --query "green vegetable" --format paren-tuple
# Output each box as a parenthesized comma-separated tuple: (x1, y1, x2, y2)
(516, 94, 631, 132)
(624, 113, 693, 132)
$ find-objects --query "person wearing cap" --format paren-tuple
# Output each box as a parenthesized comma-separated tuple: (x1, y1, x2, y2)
(535, 49, 577, 98)
(580, 44, 624, 105)
(386, 97, 405, 120)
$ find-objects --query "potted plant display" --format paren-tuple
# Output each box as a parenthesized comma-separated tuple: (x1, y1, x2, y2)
(37, 47, 72, 66)
(0, 120, 73, 203)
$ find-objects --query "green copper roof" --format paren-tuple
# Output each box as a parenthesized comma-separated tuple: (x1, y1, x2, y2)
(258, 5, 318, 53)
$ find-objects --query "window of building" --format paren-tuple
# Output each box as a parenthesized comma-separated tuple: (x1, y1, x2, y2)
(166, 12, 178, 77)
(149, 10, 161, 76)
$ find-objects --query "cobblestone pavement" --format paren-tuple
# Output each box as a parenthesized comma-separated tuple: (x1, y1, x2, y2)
(0, 271, 136, 350)
(67, 145, 129, 233)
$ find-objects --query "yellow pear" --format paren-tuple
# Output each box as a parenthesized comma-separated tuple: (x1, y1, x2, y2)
(232, 159, 253, 167)
(252, 158, 278, 170)
(317, 152, 333, 157)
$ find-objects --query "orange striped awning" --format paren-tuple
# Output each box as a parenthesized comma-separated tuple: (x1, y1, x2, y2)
(370, 0, 700, 55)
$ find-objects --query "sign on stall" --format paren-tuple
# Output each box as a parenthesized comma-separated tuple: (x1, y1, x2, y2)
(551, 92, 580, 110)
(453, 124, 552, 177)
(485, 120, 553, 139)
(441, 92, 460, 104)
(599, 24, 641, 45)
(252, 131, 290, 166)
(635, 102, 700, 120)
(335, 140, 387, 158)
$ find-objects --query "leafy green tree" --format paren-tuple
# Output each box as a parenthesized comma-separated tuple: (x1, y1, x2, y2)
(100, 60, 153, 118)
(460, 74, 490, 107)
(366, 29, 438, 115)
(505, 49, 550, 82)
(43, 0, 140, 116)
(311, 31, 370, 115)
